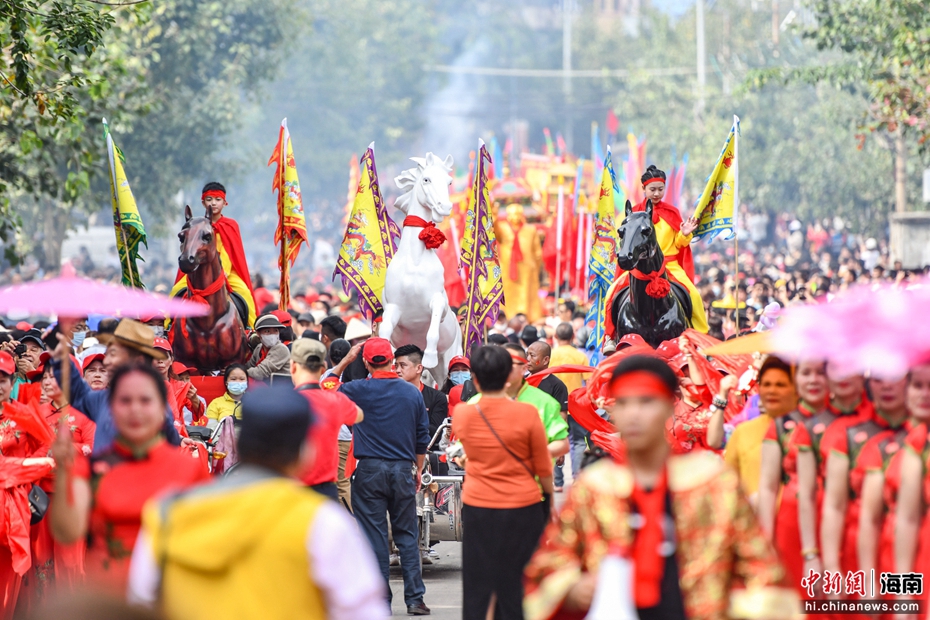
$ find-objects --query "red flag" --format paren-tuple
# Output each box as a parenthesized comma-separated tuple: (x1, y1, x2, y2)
(606, 110, 619, 136)
(542, 200, 578, 292)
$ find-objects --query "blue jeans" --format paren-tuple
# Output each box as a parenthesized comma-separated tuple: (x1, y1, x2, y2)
(352, 458, 426, 606)
(568, 416, 590, 476)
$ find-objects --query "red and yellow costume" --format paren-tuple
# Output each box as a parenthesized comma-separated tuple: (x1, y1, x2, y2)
(667, 385, 715, 454)
(524, 451, 797, 620)
(0, 405, 53, 619)
(18, 404, 95, 612)
(604, 199, 708, 338)
(75, 439, 209, 594)
(171, 190, 256, 327)
(763, 403, 821, 591)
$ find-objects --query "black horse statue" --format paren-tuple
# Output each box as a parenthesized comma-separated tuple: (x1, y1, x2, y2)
(611, 199, 692, 348)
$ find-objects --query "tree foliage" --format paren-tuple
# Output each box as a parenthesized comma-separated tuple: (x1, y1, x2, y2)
(1, 0, 299, 268)
(749, 0, 930, 151)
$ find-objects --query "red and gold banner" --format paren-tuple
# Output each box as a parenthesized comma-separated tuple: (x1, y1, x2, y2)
(268, 118, 309, 310)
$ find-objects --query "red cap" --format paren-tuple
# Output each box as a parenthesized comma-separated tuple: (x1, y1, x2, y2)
(82, 353, 105, 371)
(618, 334, 648, 350)
(654, 340, 681, 360)
(362, 337, 394, 365)
(15, 321, 32, 331)
(271, 310, 293, 327)
(153, 337, 173, 353)
(171, 361, 195, 375)
(0, 351, 14, 376)
(448, 355, 470, 370)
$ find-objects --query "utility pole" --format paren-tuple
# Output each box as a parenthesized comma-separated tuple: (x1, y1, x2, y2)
(696, 0, 706, 116)
(563, 0, 574, 154)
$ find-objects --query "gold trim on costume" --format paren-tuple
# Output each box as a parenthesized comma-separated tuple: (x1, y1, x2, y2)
(523, 566, 582, 620)
(728, 586, 800, 619)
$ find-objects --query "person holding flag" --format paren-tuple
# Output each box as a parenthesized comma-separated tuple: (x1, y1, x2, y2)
(601, 164, 708, 351)
(169, 181, 257, 328)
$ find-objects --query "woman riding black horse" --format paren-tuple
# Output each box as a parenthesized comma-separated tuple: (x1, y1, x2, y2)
(608, 199, 691, 349)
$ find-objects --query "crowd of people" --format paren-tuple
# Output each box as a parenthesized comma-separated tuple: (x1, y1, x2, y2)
(0, 173, 928, 620)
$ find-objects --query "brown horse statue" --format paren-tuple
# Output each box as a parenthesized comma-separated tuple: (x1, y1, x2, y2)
(169, 205, 249, 373)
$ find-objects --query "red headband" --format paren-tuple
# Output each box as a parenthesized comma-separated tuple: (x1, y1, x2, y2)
(643, 177, 665, 187)
(608, 370, 674, 400)
(509, 354, 529, 365)
(202, 189, 226, 201)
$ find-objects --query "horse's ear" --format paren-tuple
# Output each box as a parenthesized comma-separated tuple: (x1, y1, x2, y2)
(184, 205, 193, 222)
(442, 154, 454, 172)
(645, 199, 654, 218)
(624, 200, 633, 217)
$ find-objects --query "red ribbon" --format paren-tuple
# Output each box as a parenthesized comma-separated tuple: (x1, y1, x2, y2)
(642, 177, 666, 187)
(630, 259, 672, 299)
(202, 189, 226, 201)
(403, 215, 446, 249)
(179, 271, 230, 337)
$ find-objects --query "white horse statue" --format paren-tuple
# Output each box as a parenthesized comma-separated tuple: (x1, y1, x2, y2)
(381, 152, 463, 387)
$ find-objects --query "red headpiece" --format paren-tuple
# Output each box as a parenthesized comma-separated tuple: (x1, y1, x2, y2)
(608, 370, 674, 401)
(642, 177, 666, 187)
(202, 189, 226, 201)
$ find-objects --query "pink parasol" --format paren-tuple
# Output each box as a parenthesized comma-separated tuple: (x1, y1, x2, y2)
(0, 276, 210, 319)
(774, 281, 930, 379)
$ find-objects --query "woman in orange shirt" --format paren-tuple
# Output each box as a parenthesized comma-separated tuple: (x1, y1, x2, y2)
(49, 363, 209, 595)
(452, 345, 553, 620)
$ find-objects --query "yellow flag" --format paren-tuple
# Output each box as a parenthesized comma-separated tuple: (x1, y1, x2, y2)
(460, 141, 503, 353)
(692, 115, 739, 242)
(333, 144, 400, 320)
(104, 119, 146, 288)
(268, 118, 308, 310)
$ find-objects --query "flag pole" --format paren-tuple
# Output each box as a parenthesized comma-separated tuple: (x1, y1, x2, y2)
(278, 127, 289, 311)
(732, 114, 740, 335)
(554, 177, 565, 315)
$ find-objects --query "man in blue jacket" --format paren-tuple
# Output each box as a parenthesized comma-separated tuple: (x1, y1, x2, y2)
(53, 318, 181, 454)
(339, 337, 431, 616)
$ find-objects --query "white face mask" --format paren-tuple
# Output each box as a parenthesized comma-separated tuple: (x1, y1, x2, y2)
(261, 333, 280, 348)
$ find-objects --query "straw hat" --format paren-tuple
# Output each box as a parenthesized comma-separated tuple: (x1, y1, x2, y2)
(96, 319, 167, 360)
(344, 317, 372, 342)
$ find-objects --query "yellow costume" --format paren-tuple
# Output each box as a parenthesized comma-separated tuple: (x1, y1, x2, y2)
(651, 217, 707, 332)
(494, 204, 543, 322)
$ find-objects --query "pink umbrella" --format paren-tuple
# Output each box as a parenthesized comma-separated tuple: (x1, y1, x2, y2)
(0, 276, 209, 319)
(774, 281, 930, 379)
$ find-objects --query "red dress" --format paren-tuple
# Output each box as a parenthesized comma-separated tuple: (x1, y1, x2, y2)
(763, 404, 818, 591)
(17, 404, 95, 612)
(0, 410, 53, 620)
(858, 425, 910, 575)
(75, 439, 209, 594)
(826, 411, 900, 576)
(667, 386, 714, 454)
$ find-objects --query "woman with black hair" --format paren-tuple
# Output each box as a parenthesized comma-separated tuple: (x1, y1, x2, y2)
(49, 363, 209, 595)
(452, 345, 553, 620)
(613, 165, 708, 332)
(204, 363, 249, 424)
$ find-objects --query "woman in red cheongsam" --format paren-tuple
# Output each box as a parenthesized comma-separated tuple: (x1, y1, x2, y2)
(757, 360, 829, 592)
(0, 351, 54, 619)
(17, 364, 95, 612)
(49, 363, 208, 595)
(892, 364, 930, 595)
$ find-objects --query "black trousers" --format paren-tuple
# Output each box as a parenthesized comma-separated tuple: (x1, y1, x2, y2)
(310, 481, 339, 502)
(462, 503, 547, 620)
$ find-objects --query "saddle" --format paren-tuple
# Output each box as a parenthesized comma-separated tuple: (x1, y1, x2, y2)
(613, 279, 693, 320)
(175, 287, 250, 328)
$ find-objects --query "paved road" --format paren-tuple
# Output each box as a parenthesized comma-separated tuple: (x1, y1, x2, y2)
(390, 542, 463, 618)
(387, 469, 575, 618)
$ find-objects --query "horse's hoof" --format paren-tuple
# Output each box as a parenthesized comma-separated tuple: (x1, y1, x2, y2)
(422, 351, 438, 368)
